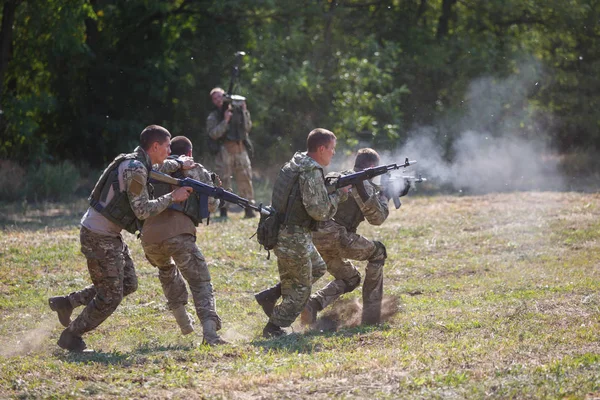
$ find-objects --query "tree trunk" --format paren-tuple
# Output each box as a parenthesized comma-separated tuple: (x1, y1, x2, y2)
(436, 0, 456, 41)
(0, 0, 18, 103)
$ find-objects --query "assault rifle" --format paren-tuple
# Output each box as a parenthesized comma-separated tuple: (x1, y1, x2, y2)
(149, 171, 272, 223)
(381, 173, 427, 209)
(325, 157, 417, 191)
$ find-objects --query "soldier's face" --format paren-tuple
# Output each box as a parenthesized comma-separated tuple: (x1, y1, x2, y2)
(212, 92, 224, 108)
(149, 139, 171, 164)
(320, 139, 336, 167)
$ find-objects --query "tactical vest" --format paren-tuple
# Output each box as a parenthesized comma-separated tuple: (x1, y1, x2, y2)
(88, 147, 151, 234)
(333, 195, 364, 233)
(152, 156, 204, 226)
(271, 162, 320, 228)
(226, 106, 247, 142)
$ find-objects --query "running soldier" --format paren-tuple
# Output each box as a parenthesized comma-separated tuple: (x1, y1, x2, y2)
(141, 136, 227, 346)
(48, 125, 192, 352)
(256, 128, 348, 338)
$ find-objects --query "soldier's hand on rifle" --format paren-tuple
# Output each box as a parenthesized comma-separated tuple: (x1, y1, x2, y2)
(172, 186, 193, 202)
(224, 109, 233, 123)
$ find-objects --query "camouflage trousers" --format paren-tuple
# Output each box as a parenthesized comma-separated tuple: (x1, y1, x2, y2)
(312, 221, 386, 324)
(142, 234, 221, 329)
(215, 147, 254, 207)
(66, 226, 138, 335)
(270, 228, 326, 328)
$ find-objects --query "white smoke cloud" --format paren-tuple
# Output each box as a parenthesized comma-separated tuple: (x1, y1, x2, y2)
(378, 60, 565, 194)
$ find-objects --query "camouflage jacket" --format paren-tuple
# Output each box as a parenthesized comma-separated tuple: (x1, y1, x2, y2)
(206, 108, 252, 141)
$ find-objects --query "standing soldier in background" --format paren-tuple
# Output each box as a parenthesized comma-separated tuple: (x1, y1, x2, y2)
(256, 128, 348, 338)
(48, 125, 193, 352)
(141, 136, 228, 346)
(206, 87, 255, 219)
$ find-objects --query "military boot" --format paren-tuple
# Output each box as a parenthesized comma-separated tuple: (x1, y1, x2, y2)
(48, 296, 74, 327)
(244, 207, 256, 219)
(262, 321, 286, 338)
(300, 298, 321, 325)
(57, 329, 87, 352)
(254, 283, 282, 317)
(172, 306, 194, 335)
(219, 207, 228, 219)
(202, 320, 229, 346)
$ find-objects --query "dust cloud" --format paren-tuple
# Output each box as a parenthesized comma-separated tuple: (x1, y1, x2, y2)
(309, 295, 400, 332)
(0, 317, 57, 357)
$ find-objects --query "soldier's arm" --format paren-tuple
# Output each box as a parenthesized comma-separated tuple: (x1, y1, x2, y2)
(300, 168, 347, 221)
(155, 159, 180, 174)
(206, 112, 229, 140)
(123, 161, 173, 220)
(351, 181, 389, 226)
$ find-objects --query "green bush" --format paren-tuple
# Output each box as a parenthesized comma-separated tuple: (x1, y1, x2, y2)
(25, 160, 81, 202)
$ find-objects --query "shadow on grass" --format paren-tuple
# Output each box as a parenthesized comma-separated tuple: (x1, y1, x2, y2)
(251, 323, 390, 354)
(0, 200, 87, 231)
(58, 342, 195, 365)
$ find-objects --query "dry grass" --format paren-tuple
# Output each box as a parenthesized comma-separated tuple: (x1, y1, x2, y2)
(0, 192, 599, 399)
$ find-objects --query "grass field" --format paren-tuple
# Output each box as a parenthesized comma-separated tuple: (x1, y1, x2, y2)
(1, 191, 599, 399)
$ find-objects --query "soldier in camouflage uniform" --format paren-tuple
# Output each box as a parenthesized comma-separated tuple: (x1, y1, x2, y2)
(48, 125, 193, 352)
(304, 148, 392, 325)
(257, 128, 348, 338)
(206, 87, 255, 219)
(141, 136, 227, 346)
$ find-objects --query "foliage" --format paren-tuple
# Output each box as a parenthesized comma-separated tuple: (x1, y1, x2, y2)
(0, 0, 599, 171)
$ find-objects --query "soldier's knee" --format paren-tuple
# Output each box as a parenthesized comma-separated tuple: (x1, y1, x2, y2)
(343, 272, 362, 293)
(123, 279, 138, 297)
(369, 241, 387, 263)
(97, 293, 123, 314)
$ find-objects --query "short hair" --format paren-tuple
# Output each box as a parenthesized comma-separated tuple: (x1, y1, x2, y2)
(307, 128, 336, 152)
(354, 148, 380, 170)
(140, 125, 171, 150)
(210, 87, 225, 96)
(170, 136, 193, 156)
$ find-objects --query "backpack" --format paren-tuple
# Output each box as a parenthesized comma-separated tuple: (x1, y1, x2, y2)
(255, 206, 280, 259)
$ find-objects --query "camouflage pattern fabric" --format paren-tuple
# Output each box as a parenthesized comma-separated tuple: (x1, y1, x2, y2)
(123, 150, 173, 220)
(206, 109, 254, 206)
(65, 148, 173, 336)
(159, 159, 219, 213)
(310, 179, 389, 323)
(269, 228, 327, 327)
(67, 226, 137, 335)
(142, 234, 222, 329)
(268, 152, 344, 328)
(213, 147, 254, 204)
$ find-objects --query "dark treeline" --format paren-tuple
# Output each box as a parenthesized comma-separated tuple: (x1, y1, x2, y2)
(0, 0, 598, 170)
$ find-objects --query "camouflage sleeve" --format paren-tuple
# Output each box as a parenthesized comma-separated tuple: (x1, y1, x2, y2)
(206, 111, 229, 140)
(184, 163, 219, 213)
(123, 160, 173, 220)
(156, 159, 181, 174)
(351, 181, 389, 226)
(299, 168, 346, 221)
(244, 110, 252, 134)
